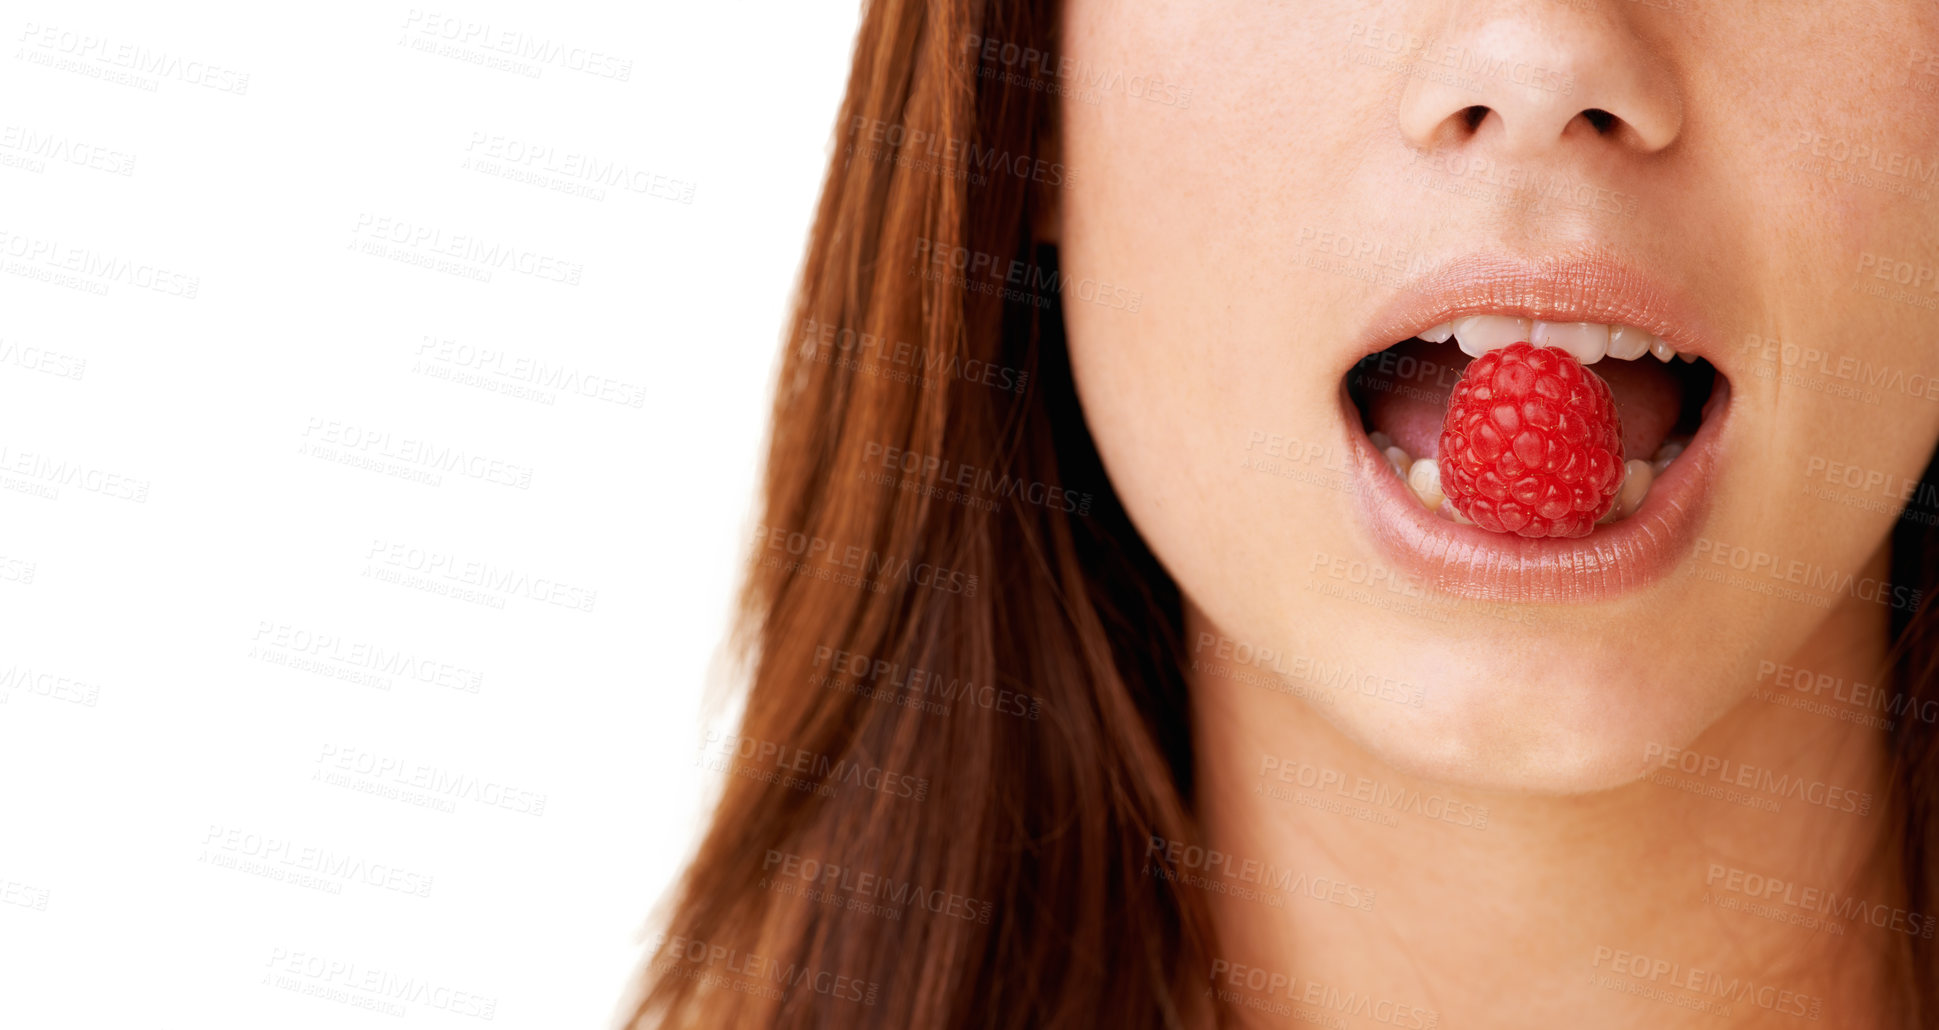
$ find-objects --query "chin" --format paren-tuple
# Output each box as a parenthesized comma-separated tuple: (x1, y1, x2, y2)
(1320, 636, 1728, 796)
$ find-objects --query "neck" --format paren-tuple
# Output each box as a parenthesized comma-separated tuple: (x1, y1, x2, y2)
(1182, 585, 1905, 1028)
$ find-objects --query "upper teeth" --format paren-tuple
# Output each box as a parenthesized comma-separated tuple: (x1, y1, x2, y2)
(1428, 315, 1678, 365)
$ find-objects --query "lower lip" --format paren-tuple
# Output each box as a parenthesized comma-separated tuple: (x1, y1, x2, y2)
(1342, 374, 1730, 604)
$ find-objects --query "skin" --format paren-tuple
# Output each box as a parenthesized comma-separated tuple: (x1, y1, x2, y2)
(1050, 0, 1939, 1025)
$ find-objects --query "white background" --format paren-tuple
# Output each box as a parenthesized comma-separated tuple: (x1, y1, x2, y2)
(0, 1, 860, 1026)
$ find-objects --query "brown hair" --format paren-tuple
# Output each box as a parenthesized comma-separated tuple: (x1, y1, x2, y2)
(629, 1, 1939, 1026)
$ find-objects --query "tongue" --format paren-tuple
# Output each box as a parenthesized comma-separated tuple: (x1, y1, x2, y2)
(1356, 339, 1683, 460)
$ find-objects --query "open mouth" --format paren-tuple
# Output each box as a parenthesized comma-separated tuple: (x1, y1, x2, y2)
(1334, 258, 1734, 603)
(1348, 318, 1718, 531)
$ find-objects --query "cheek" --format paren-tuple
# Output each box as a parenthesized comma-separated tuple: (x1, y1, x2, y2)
(1699, 13, 1939, 549)
(1063, 307, 1290, 586)
(1055, 4, 1379, 615)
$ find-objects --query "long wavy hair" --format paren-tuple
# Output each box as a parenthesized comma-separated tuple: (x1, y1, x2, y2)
(630, 1, 1939, 1025)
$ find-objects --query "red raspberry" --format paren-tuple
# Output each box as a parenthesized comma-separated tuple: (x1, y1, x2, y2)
(1438, 342, 1623, 538)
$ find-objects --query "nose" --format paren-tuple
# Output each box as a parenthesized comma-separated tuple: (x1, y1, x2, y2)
(1396, 6, 1682, 157)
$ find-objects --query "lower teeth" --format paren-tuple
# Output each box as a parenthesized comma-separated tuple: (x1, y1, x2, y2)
(1369, 431, 1690, 527)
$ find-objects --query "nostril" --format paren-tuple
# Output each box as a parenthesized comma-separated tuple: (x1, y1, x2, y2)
(1581, 108, 1617, 134)
(1461, 105, 1489, 132)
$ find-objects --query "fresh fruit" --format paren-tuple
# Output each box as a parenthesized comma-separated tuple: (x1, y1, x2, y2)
(1437, 342, 1624, 538)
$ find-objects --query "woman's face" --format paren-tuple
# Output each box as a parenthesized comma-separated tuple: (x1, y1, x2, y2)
(1054, 1, 1939, 791)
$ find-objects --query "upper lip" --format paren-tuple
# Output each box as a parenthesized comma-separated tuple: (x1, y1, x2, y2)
(1351, 247, 1731, 377)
